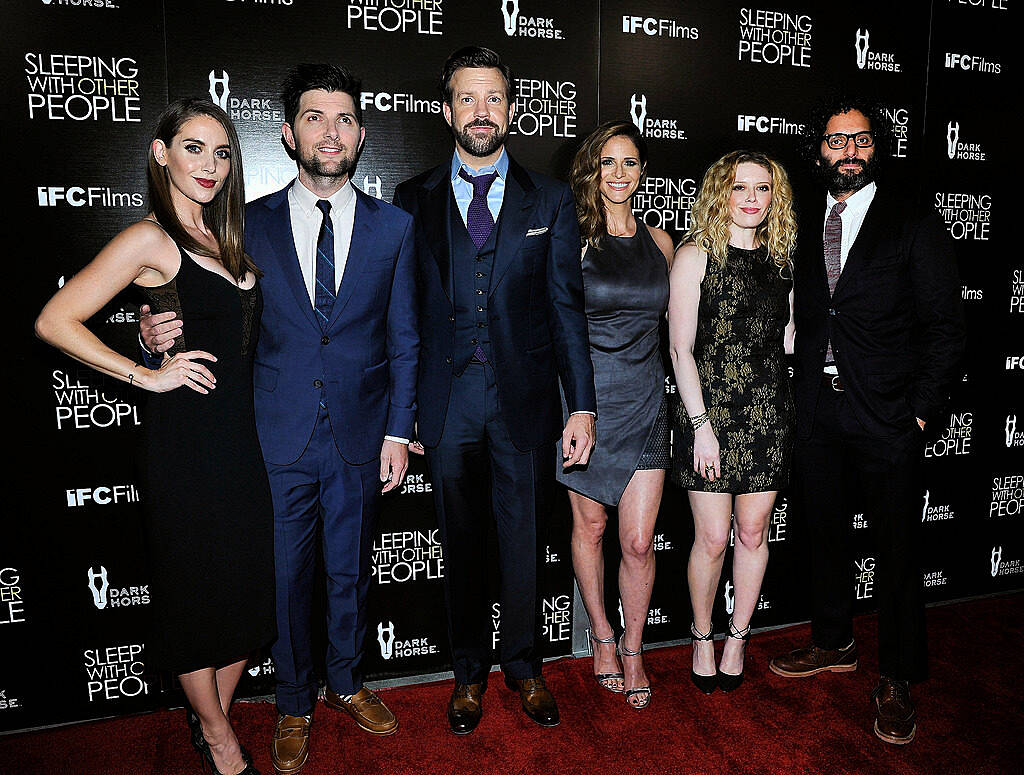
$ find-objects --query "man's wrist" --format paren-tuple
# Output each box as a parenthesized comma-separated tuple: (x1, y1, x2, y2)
(384, 435, 410, 445)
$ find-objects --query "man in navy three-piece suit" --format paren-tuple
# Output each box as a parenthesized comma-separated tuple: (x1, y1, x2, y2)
(393, 46, 597, 734)
(142, 64, 417, 774)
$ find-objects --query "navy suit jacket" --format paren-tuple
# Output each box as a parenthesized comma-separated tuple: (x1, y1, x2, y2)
(792, 186, 965, 440)
(393, 154, 595, 452)
(247, 183, 419, 466)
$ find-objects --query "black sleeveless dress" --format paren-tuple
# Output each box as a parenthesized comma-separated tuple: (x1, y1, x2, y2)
(671, 244, 794, 494)
(137, 245, 275, 673)
(557, 223, 670, 506)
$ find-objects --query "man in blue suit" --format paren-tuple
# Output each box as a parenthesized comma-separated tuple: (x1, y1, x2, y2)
(141, 64, 417, 774)
(393, 47, 596, 734)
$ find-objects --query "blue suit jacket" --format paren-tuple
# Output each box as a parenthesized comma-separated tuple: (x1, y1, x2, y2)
(247, 183, 419, 466)
(393, 155, 595, 451)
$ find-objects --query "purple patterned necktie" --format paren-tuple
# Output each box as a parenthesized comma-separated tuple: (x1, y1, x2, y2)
(458, 168, 498, 249)
(824, 200, 846, 365)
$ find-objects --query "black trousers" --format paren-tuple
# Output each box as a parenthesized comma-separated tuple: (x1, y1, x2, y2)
(426, 362, 552, 685)
(795, 376, 928, 682)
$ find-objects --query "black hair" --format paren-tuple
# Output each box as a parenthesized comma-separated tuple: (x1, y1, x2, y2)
(800, 92, 893, 165)
(280, 63, 363, 127)
(438, 46, 516, 106)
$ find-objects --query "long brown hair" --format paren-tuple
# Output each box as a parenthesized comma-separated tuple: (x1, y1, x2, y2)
(146, 98, 258, 280)
(570, 121, 648, 250)
(687, 150, 797, 270)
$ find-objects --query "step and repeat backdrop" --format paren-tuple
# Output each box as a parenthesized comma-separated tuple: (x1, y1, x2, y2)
(3, 0, 1018, 733)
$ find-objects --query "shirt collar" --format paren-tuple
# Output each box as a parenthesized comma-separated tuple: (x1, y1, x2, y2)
(450, 147, 508, 183)
(290, 176, 356, 217)
(826, 181, 876, 216)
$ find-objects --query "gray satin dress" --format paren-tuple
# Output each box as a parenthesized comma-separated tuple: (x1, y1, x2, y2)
(558, 222, 670, 506)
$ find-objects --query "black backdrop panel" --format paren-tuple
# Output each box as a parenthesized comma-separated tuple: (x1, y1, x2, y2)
(3, 0, 1018, 734)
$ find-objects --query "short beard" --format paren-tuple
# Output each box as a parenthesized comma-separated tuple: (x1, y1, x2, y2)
(297, 147, 357, 184)
(454, 119, 508, 158)
(818, 153, 879, 197)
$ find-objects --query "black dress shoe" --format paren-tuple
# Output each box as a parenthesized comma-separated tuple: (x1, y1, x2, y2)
(717, 618, 750, 693)
(690, 622, 717, 695)
(447, 682, 485, 735)
(504, 675, 560, 727)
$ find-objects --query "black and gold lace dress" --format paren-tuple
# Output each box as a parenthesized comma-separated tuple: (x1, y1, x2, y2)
(671, 244, 794, 494)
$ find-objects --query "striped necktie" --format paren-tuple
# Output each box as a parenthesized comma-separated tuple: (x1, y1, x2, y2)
(314, 199, 335, 329)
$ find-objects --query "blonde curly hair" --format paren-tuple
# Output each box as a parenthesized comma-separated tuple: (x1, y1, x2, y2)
(687, 150, 797, 270)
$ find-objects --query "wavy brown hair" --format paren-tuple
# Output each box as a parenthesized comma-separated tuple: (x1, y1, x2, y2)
(570, 121, 648, 250)
(687, 150, 797, 270)
(146, 98, 258, 280)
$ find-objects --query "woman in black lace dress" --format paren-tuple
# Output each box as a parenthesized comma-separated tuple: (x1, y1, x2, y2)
(35, 99, 272, 775)
(667, 150, 797, 694)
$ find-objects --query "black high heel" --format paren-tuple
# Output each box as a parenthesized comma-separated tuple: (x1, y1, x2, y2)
(690, 622, 717, 695)
(198, 742, 261, 775)
(717, 618, 751, 692)
(183, 699, 208, 755)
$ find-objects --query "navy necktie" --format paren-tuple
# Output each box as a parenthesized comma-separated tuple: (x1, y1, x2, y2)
(458, 168, 498, 249)
(314, 199, 336, 329)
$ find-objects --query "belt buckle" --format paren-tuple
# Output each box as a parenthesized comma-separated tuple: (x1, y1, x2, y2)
(830, 374, 844, 392)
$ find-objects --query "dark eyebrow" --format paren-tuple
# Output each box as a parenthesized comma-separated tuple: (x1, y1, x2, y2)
(181, 137, 206, 145)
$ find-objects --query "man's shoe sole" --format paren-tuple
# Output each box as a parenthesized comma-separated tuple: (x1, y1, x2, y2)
(769, 660, 858, 678)
(874, 719, 916, 745)
(272, 757, 308, 775)
(322, 694, 399, 736)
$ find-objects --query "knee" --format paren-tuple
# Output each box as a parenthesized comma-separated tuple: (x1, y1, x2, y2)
(621, 533, 654, 562)
(735, 524, 768, 552)
(694, 529, 729, 560)
(574, 514, 607, 545)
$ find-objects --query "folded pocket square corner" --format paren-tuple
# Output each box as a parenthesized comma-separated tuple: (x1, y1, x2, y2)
(526, 227, 549, 237)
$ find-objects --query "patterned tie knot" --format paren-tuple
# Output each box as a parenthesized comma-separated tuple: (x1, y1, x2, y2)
(458, 168, 498, 196)
(316, 199, 332, 218)
(830, 200, 847, 217)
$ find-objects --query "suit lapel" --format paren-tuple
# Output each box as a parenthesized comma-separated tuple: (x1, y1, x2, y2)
(833, 190, 887, 299)
(265, 185, 319, 331)
(419, 167, 453, 302)
(490, 157, 539, 293)
(327, 190, 374, 328)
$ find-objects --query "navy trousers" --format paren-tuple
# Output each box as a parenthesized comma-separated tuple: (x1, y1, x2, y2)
(426, 362, 554, 685)
(266, 407, 380, 715)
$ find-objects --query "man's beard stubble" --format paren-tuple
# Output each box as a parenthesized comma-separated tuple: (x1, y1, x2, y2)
(298, 146, 357, 183)
(455, 119, 508, 158)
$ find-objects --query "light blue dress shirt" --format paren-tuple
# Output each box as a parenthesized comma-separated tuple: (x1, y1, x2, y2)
(450, 148, 508, 225)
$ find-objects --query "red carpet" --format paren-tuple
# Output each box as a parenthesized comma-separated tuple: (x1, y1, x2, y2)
(3, 594, 1021, 775)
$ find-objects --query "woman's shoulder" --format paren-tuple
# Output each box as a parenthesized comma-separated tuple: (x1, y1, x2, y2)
(645, 224, 676, 263)
(111, 217, 181, 276)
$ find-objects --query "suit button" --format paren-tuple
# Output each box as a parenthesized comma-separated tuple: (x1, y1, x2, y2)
(477, 322, 487, 328)
(445, 356, 452, 364)
(475, 289, 484, 295)
(471, 338, 478, 345)
(448, 315, 455, 323)
(828, 308, 837, 316)
(476, 306, 485, 312)
(321, 336, 330, 345)
(313, 379, 323, 389)
(475, 272, 485, 278)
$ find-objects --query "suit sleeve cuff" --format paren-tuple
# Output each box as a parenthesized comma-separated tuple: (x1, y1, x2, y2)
(384, 435, 410, 445)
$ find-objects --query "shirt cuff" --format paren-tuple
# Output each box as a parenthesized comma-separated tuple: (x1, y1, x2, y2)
(384, 435, 410, 445)
(571, 411, 596, 417)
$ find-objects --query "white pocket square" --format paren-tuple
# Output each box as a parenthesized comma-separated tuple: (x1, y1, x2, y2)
(526, 227, 549, 237)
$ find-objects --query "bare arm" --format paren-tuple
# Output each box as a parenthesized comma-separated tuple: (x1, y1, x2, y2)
(647, 224, 676, 268)
(34, 221, 217, 393)
(667, 242, 719, 481)
(784, 287, 796, 355)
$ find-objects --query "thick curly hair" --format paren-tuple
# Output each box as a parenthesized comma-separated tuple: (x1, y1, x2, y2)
(799, 93, 893, 165)
(687, 150, 797, 270)
(569, 120, 648, 250)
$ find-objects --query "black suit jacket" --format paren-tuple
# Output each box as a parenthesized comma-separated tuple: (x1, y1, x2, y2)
(792, 186, 966, 440)
(393, 154, 596, 451)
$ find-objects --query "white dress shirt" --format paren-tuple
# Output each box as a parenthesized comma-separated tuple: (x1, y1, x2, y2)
(288, 178, 357, 305)
(822, 181, 876, 375)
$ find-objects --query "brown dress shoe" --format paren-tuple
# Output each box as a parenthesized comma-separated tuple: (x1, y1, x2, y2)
(769, 640, 858, 678)
(271, 714, 311, 775)
(504, 675, 560, 727)
(872, 677, 917, 745)
(447, 682, 485, 735)
(323, 687, 398, 736)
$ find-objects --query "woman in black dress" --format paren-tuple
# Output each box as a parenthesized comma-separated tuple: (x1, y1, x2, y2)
(667, 150, 797, 693)
(35, 99, 273, 775)
(560, 121, 674, 709)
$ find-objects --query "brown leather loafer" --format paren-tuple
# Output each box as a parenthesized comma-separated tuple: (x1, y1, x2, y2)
(323, 687, 398, 736)
(872, 677, 917, 745)
(447, 682, 485, 735)
(504, 675, 560, 727)
(271, 713, 311, 775)
(769, 640, 858, 678)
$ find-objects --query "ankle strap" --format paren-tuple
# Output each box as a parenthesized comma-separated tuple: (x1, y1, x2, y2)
(690, 622, 713, 641)
(589, 630, 616, 645)
(617, 634, 644, 657)
(727, 618, 751, 641)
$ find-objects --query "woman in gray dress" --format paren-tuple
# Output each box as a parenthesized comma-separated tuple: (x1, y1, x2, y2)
(559, 121, 674, 709)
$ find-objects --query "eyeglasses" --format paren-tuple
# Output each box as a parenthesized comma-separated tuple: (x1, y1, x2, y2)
(822, 131, 874, 150)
